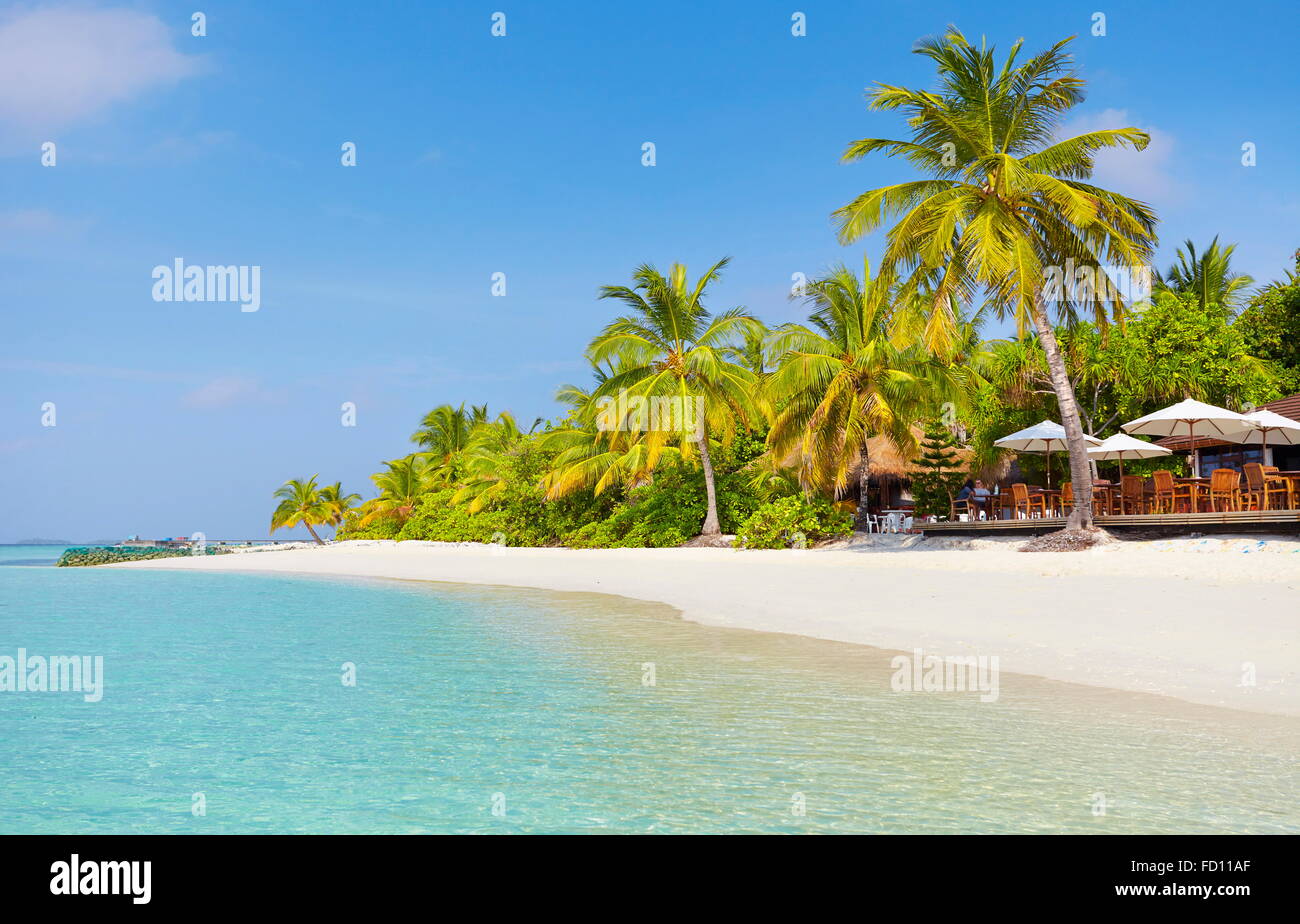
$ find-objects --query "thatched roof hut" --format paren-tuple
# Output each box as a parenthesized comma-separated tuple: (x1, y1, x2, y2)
(850, 428, 1011, 485)
(772, 425, 1012, 500)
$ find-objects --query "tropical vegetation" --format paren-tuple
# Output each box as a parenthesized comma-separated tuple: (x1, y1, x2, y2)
(271, 31, 1297, 548)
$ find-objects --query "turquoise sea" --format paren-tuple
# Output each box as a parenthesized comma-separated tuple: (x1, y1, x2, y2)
(2, 544, 1297, 834)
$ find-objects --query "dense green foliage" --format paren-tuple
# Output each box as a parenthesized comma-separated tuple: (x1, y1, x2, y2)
(733, 495, 854, 550)
(1235, 251, 1300, 395)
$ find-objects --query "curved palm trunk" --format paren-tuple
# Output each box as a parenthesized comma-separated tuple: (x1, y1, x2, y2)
(697, 422, 721, 536)
(855, 442, 872, 532)
(304, 521, 324, 545)
(1028, 297, 1094, 530)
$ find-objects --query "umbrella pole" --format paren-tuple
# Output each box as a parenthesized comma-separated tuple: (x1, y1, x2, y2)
(1260, 428, 1270, 510)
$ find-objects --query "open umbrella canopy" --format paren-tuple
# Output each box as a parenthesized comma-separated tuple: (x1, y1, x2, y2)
(994, 420, 1102, 452)
(1121, 398, 1253, 439)
(1086, 433, 1173, 460)
(1224, 409, 1300, 447)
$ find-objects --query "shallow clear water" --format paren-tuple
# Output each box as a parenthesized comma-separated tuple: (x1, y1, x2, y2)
(1, 546, 1297, 834)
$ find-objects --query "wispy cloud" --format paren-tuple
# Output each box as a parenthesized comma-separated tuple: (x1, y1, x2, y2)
(0, 208, 91, 236)
(0, 359, 191, 382)
(0, 5, 202, 132)
(1058, 108, 1178, 203)
(180, 376, 268, 409)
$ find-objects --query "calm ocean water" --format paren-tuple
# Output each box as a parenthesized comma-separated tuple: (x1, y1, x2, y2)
(1, 544, 1297, 834)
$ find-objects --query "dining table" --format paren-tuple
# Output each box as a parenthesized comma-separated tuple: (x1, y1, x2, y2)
(1173, 476, 1211, 513)
(1272, 471, 1300, 510)
(1089, 481, 1117, 515)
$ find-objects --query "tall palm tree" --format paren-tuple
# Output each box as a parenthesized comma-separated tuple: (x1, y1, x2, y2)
(1156, 237, 1254, 312)
(588, 258, 762, 537)
(766, 258, 960, 529)
(318, 482, 362, 532)
(270, 476, 330, 544)
(357, 455, 435, 525)
(833, 28, 1158, 529)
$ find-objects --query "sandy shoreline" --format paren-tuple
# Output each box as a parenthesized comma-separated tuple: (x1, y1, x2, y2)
(110, 537, 1300, 716)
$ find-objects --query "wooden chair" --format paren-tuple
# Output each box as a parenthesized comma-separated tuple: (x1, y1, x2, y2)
(1207, 468, 1242, 512)
(1010, 483, 1047, 519)
(1118, 475, 1147, 514)
(1152, 469, 1201, 513)
(1243, 462, 1288, 511)
(1091, 481, 1116, 515)
(1060, 481, 1073, 516)
(1151, 469, 1175, 513)
(1264, 466, 1296, 510)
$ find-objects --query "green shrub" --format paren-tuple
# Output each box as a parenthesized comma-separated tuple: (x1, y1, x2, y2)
(732, 495, 853, 550)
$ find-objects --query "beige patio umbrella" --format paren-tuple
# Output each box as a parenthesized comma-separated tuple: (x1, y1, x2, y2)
(993, 420, 1102, 488)
(1086, 433, 1172, 478)
(1223, 408, 1300, 459)
(1121, 398, 1253, 476)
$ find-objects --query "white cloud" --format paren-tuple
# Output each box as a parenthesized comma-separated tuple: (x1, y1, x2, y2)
(181, 376, 264, 409)
(0, 5, 202, 130)
(1058, 109, 1177, 203)
(0, 208, 90, 235)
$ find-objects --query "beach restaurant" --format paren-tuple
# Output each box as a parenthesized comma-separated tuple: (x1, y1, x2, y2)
(922, 392, 1300, 535)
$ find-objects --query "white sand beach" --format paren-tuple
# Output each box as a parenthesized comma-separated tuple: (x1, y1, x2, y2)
(113, 535, 1300, 717)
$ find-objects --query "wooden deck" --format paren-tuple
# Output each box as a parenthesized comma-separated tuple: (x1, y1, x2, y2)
(919, 509, 1300, 536)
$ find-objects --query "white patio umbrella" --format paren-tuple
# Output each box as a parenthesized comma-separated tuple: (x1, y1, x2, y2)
(993, 420, 1102, 488)
(1223, 408, 1300, 461)
(1086, 433, 1171, 478)
(1121, 398, 1253, 476)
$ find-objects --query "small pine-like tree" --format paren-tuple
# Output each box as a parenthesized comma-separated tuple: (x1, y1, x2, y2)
(910, 421, 968, 517)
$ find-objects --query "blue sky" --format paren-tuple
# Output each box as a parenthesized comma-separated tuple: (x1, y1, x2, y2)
(2, 0, 1297, 542)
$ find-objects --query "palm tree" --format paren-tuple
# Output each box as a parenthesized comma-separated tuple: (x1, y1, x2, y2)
(270, 476, 330, 544)
(453, 412, 540, 512)
(833, 28, 1158, 529)
(318, 482, 362, 532)
(765, 258, 961, 530)
(357, 455, 435, 525)
(541, 362, 684, 500)
(1156, 237, 1254, 312)
(410, 403, 489, 480)
(588, 259, 762, 537)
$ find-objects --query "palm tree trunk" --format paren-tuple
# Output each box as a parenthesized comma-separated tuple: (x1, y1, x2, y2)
(855, 442, 872, 532)
(304, 522, 325, 545)
(697, 422, 721, 536)
(1028, 297, 1094, 530)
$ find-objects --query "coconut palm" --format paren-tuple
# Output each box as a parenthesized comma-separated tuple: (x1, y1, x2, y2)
(833, 27, 1158, 529)
(766, 258, 961, 529)
(541, 362, 683, 500)
(1156, 237, 1254, 312)
(452, 411, 541, 513)
(357, 455, 436, 525)
(410, 403, 489, 481)
(270, 476, 330, 544)
(588, 259, 763, 537)
(318, 482, 362, 531)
